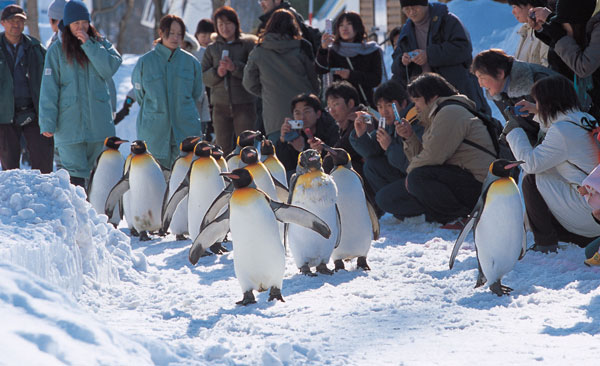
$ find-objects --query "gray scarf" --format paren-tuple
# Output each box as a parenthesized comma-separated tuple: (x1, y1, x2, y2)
(331, 41, 381, 57)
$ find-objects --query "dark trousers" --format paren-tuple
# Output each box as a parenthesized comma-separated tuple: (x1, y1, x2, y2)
(522, 174, 595, 248)
(0, 122, 53, 173)
(376, 165, 482, 223)
(212, 103, 256, 156)
(363, 155, 406, 193)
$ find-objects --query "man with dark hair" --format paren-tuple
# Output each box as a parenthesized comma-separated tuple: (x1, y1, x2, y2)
(0, 5, 53, 173)
(472, 48, 556, 145)
(392, 0, 491, 114)
(392, 73, 496, 228)
(275, 93, 339, 176)
(508, 0, 549, 66)
(349, 80, 423, 208)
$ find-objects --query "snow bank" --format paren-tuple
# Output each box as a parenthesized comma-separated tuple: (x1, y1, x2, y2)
(0, 169, 145, 296)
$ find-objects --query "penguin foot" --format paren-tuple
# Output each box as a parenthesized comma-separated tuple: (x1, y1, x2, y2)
(529, 244, 558, 254)
(334, 260, 345, 272)
(200, 250, 213, 257)
(111, 223, 118, 229)
(139, 231, 151, 241)
(474, 270, 487, 288)
(268, 287, 285, 302)
(357, 256, 371, 271)
(316, 263, 334, 275)
(300, 264, 317, 277)
(236, 291, 257, 306)
(130, 228, 140, 237)
(489, 281, 513, 296)
(209, 242, 227, 255)
(175, 234, 188, 241)
(157, 228, 168, 237)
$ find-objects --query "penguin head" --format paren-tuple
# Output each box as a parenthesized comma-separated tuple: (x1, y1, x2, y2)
(298, 149, 323, 173)
(237, 130, 262, 148)
(130, 140, 147, 155)
(240, 146, 259, 165)
(260, 139, 275, 156)
(221, 168, 254, 189)
(211, 144, 224, 160)
(180, 136, 201, 154)
(194, 141, 213, 158)
(489, 159, 525, 178)
(104, 136, 128, 150)
(323, 146, 351, 168)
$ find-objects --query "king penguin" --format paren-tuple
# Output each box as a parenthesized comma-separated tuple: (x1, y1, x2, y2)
(287, 149, 341, 276)
(211, 144, 228, 173)
(225, 130, 262, 170)
(324, 147, 380, 271)
(121, 153, 137, 236)
(191, 168, 331, 305)
(163, 136, 201, 240)
(162, 141, 226, 253)
(105, 140, 167, 241)
(87, 136, 127, 227)
(449, 159, 527, 296)
(240, 146, 288, 202)
(260, 139, 288, 202)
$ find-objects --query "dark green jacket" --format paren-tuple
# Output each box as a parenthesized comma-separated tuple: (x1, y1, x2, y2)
(0, 32, 46, 125)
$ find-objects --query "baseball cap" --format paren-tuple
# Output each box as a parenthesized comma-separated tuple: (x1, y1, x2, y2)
(1, 4, 27, 21)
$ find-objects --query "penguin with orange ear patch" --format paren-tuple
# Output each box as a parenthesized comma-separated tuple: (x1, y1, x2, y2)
(449, 159, 527, 296)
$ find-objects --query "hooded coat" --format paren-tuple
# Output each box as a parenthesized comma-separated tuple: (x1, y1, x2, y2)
(243, 33, 319, 136)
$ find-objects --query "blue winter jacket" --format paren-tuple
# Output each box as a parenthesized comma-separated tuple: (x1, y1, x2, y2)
(132, 43, 204, 161)
(39, 37, 121, 146)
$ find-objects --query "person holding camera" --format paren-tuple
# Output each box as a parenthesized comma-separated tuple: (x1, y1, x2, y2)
(349, 80, 424, 214)
(391, 0, 490, 115)
(502, 75, 600, 253)
(202, 6, 257, 155)
(275, 93, 339, 177)
(472, 48, 557, 146)
(0, 5, 53, 173)
(509, 0, 549, 67)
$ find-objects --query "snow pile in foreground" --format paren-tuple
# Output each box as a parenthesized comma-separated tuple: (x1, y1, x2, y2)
(0, 169, 145, 296)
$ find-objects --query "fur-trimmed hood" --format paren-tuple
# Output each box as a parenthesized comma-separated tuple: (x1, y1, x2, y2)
(490, 60, 556, 101)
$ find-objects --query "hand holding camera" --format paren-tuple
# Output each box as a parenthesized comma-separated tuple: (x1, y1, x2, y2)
(376, 125, 392, 151)
(354, 111, 372, 137)
(396, 118, 414, 139)
(500, 106, 523, 141)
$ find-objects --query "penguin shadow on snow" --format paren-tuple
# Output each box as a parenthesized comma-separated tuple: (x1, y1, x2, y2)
(542, 295, 600, 336)
(282, 266, 368, 296)
(161, 241, 234, 273)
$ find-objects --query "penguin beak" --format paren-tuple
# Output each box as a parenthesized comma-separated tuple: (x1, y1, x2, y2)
(308, 155, 320, 161)
(504, 161, 525, 170)
(115, 139, 129, 145)
(321, 144, 335, 154)
(220, 172, 239, 180)
(202, 145, 211, 151)
(191, 137, 201, 144)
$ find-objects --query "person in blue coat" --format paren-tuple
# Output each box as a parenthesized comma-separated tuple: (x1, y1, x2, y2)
(391, 0, 490, 114)
(132, 14, 204, 168)
(39, 1, 121, 186)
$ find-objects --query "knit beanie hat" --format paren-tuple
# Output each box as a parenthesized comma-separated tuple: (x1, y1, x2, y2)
(63, 0, 90, 26)
(553, 0, 596, 24)
(400, 0, 428, 7)
(47, 0, 66, 21)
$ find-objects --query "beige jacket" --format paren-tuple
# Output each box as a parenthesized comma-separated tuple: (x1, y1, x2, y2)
(403, 95, 495, 182)
(515, 23, 549, 67)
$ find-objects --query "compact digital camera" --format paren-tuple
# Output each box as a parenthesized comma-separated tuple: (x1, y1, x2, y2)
(408, 50, 419, 58)
(379, 117, 386, 129)
(508, 105, 528, 116)
(221, 49, 229, 59)
(288, 120, 304, 129)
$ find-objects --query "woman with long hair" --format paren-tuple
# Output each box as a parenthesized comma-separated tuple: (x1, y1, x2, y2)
(202, 6, 257, 155)
(504, 75, 600, 253)
(132, 14, 204, 168)
(317, 11, 382, 107)
(243, 9, 319, 142)
(39, 0, 121, 186)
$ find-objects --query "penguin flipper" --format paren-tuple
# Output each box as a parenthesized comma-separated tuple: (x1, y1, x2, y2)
(449, 215, 477, 269)
(105, 174, 130, 219)
(162, 176, 190, 232)
(273, 176, 289, 203)
(201, 182, 234, 231)
(270, 200, 331, 239)
(287, 173, 298, 204)
(519, 223, 527, 260)
(87, 150, 104, 198)
(189, 209, 230, 265)
(366, 200, 380, 240)
(334, 205, 342, 249)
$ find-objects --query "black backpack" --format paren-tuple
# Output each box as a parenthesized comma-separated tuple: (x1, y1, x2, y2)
(433, 100, 519, 178)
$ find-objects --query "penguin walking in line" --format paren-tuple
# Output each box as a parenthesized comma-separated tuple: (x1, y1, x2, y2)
(260, 139, 288, 202)
(121, 153, 137, 236)
(287, 149, 341, 276)
(105, 140, 167, 241)
(323, 147, 380, 271)
(225, 130, 262, 171)
(162, 141, 226, 254)
(191, 168, 331, 305)
(163, 136, 201, 240)
(211, 144, 228, 173)
(240, 146, 288, 202)
(87, 136, 128, 227)
(449, 159, 527, 296)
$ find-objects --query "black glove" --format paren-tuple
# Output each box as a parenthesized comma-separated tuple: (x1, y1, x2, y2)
(114, 105, 130, 125)
(537, 20, 567, 47)
(500, 106, 522, 141)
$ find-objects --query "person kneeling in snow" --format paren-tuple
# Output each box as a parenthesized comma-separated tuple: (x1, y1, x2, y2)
(394, 73, 495, 228)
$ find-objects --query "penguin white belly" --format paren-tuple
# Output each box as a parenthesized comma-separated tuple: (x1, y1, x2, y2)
(187, 159, 225, 239)
(475, 180, 524, 284)
(228, 156, 242, 171)
(168, 157, 193, 235)
(217, 158, 228, 173)
(129, 155, 167, 232)
(288, 172, 338, 268)
(264, 157, 288, 188)
(330, 168, 372, 260)
(230, 189, 285, 292)
(88, 150, 124, 225)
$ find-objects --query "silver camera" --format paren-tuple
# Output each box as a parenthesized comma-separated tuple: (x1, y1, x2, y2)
(379, 117, 386, 129)
(221, 49, 229, 59)
(288, 120, 304, 129)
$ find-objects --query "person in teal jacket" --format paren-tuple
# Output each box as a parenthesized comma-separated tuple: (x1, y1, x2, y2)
(39, 1, 121, 186)
(132, 14, 204, 168)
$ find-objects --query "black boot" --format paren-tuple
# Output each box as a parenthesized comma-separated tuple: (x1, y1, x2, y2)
(70, 176, 86, 187)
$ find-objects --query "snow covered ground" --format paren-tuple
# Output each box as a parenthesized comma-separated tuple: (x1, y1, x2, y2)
(2, 1, 600, 365)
